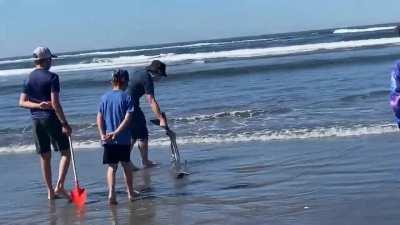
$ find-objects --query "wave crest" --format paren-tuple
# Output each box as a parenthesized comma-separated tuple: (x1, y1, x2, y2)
(2, 37, 400, 77)
(1, 124, 397, 155)
(154, 124, 396, 145)
(333, 26, 396, 34)
(174, 110, 265, 122)
(0, 38, 276, 65)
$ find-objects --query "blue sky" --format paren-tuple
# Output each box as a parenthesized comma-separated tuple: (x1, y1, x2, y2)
(0, 0, 399, 58)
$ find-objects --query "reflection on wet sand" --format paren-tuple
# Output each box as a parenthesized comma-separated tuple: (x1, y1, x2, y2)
(47, 201, 86, 225)
(109, 168, 157, 225)
(108, 200, 158, 225)
(7, 136, 400, 225)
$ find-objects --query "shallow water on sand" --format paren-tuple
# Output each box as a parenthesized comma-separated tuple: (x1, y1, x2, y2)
(1, 133, 400, 225)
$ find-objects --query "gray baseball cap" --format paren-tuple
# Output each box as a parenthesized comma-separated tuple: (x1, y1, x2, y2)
(33, 47, 57, 60)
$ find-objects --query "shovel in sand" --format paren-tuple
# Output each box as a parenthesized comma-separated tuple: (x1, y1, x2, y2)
(68, 136, 87, 205)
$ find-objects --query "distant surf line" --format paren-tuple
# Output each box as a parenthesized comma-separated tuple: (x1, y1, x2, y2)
(1, 25, 397, 65)
(0, 38, 276, 65)
(2, 37, 400, 77)
(333, 26, 396, 34)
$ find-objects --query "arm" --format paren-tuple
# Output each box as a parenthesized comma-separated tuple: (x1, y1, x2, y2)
(96, 112, 109, 141)
(19, 93, 52, 109)
(51, 92, 72, 136)
(110, 112, 133, 140)
(96, 112, 105, 137)
(142, 72, 167, 127)
(146, 94, 167, 127)
(114, 112, 132, 136)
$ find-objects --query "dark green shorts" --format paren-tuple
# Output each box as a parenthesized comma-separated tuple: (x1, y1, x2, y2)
(32, 116, 69, 154)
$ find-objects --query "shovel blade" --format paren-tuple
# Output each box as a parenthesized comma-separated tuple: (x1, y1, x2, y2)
(71, 186, 87, 206)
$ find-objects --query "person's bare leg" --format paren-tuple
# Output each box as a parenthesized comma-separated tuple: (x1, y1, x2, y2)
(107, 164, 118, 205)
(138, 139, 156, 167)
(55, 150, 71, 199)
(129, 139, 140, 171)
(121, 161, 136, 201)
(40, 151, 55, 200)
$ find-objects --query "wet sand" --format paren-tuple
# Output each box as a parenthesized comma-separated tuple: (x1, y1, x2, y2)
(1, 133, 400, 225)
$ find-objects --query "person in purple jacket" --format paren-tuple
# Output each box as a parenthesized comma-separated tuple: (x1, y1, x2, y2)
(390, 61, 400, 128)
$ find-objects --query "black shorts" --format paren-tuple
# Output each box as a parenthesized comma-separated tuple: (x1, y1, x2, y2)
(103, 144, 131, 164)
(32, 116, 69, 154)
(131, 109, 149, 141)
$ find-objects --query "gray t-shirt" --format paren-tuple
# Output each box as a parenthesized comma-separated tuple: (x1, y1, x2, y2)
(127, 69, 154, 109)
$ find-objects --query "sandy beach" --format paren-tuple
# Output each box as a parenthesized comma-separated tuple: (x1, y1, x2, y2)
(1, 132, 399, 225)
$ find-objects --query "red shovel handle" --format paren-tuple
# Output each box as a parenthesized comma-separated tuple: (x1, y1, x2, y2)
(68, 136, 87, 205)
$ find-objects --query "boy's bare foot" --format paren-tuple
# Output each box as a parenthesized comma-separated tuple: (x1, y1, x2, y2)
(108, 197, 118, 205)
(48, 191, 56, 200)
(128, 190, 141, 201)
(108, 192, 118, 205)
(55, 187, 71, 200)
(131, 163, 140, 171)
(143, 160, 157, 168)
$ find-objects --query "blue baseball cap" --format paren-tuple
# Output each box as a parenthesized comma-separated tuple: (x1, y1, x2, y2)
(112, 69, 129, 82)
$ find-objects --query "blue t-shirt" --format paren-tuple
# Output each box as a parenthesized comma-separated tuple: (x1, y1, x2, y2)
(128, 69, 154, 109)
(98, 90, 134, 145)
(22, 68, 60, 119)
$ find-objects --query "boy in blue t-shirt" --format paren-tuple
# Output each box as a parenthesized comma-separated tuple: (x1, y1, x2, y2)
(97, 69, 136, 204)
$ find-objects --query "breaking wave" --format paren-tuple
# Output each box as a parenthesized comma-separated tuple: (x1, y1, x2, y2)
(0, 38, 276, 65)
(173, 110, 267, 122)
(2, 37, 400, 77)
(1, 123, 397, 155)
(333, 26, 396, 34)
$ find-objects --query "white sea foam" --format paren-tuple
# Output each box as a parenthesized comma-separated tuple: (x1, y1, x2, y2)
(0, 58, 34, 65)
(0, 55, 154, 77)
(57, 38, 275, 58)
(2, 37, 400, 77)
(0, 141, 101, 155)
(0, 139, 173, 155)
(165, 124, 398, 145)
(174, 110, 261, 122)
(59, 43, 214, 58)
(0, 38, 275, 65)
(333, 26, 396, 34)
(0, 124, 397, 155)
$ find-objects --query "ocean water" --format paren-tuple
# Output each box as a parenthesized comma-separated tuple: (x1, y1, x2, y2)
(2, 23, 400, 225)
(1, 23, 400, 154)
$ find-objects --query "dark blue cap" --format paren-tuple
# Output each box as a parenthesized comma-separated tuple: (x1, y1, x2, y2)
(112, 69, 129, 82)
(147, 60, 167, 77)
